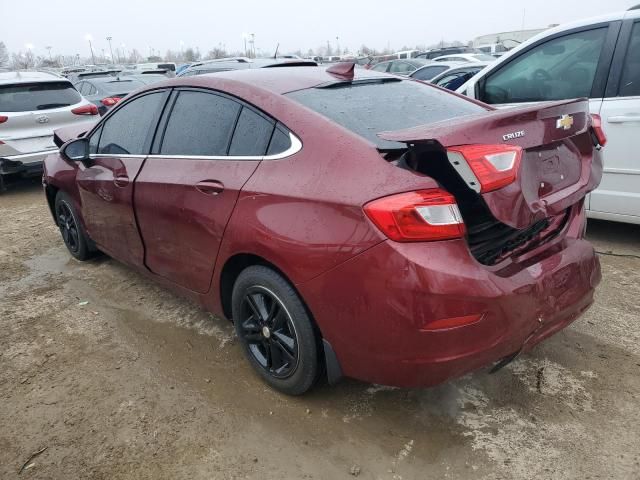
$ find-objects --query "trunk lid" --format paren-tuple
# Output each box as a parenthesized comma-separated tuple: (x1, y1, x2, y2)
(378, 99, 603, 230)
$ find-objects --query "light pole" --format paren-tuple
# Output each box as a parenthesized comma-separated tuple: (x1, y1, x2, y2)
(242, 33, 248, 57)
(180, 40, 185, 61)
(106, 36, 114, 64)
(46, 46, 52, 61)
(250, 33, 255, 58)
(85, 34, 96, 65)
(120, 43, 126, 63)
(336, 36, 340, 56)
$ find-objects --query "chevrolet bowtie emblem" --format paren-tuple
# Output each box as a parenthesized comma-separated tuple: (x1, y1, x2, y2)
(556, 114, 574, 130)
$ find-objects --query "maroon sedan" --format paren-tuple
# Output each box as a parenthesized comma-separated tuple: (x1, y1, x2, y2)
(43, 64, 604, 394)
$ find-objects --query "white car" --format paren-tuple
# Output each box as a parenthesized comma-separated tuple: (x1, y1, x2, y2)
(458, 6, 640, 225)
(0, 71, 98, 190)
(432, 53, 496, 63)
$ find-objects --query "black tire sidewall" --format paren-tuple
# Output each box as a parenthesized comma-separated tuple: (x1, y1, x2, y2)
(54, 191, 91, 261)
(232, 265, 319, 395)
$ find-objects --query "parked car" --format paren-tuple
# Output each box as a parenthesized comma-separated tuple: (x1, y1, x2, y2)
(428, 62, 490, 90)
(458, 5, 640, 225)
(369, 58, 431, 76)
(178, 57, 317, 76)
(0, 71, 97, 190)
(74, 77, 146, 115)
(432, 53, 496, 63)
(409, 61, 468, 81)
(416, 46, 480, 60)
(44, 65, 604, 394)
(119, 74, 168, 85)
(476, 43, 511, 57)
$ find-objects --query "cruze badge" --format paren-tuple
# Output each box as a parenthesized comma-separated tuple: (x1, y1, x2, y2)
(556, 114, 574, 130)
(36, 115, 50, 124)
(503, 130, 525, 141)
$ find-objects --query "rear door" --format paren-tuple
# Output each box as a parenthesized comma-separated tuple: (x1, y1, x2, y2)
(77, 90, 169, 266)
(591, 17, 640, 222)
(133, 89, 276, 293)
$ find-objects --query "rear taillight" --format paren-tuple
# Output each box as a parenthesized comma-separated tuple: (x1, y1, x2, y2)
(0, 115, 8, 124)
(71, 104, 98, 116)
(590, 113, 607, 147)
(364, 189, 465, 242)
(447, 144, 522, 193)
(101, 97, 121, 107)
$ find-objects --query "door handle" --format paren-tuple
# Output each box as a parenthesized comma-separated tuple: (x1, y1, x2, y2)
(114, 175, 130, 187)
(195, 180, 224, 195)
(608, 115, 640, 124)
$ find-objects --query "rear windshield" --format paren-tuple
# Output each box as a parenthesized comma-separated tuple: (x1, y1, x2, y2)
(0, 81, 82, 112)
(286, 79, 485, 149)
(100, 79, 145, 94)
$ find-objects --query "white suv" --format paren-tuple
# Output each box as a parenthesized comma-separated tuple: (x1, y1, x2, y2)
(458, 6, 640, 225)
(0, 71, 98, 190)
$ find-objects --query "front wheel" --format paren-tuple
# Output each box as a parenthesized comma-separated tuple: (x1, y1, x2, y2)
(54, 191, 93, 261)
(232, 265, 320, 395)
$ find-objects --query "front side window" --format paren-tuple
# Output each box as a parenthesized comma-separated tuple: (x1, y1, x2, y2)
(619, 22, 640, 97)
(97, 92, 165, 155)
(372, 63, 388, 72)
(481, 27, 607, 104)
(160, 91, 241, 156)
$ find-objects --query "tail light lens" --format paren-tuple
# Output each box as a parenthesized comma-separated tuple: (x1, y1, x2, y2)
(590, 113, 607, 147)
(364, 189, 465, 242)
(101, 97, 121, 107)
(71, 104, 98, 116)
(0, 115, 8, 123)
(447, 144, 523, 193)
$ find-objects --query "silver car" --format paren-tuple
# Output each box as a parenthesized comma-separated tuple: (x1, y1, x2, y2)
(0, 71, 97, 190)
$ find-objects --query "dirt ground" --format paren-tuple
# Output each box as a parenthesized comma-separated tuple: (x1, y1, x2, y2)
(1, 178, 639, 480)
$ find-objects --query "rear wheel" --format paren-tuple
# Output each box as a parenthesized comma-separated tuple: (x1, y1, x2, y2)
(54, 191, 93, 261)
(232, 265, 319, 395)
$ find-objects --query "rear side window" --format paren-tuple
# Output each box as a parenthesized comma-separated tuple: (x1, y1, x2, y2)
(229, 107, 275, 156)
(481, 27, 607, 104)
(0, 81, 82, 112)
(267, 125, 292, 155)
(287, 80, 485, 149)
(411, 65, 448, 81)
(97, 92, 165, 155)
(160, 91, 241, 156)
(619, 22, 640, 97)
(389, 62, 415, 74)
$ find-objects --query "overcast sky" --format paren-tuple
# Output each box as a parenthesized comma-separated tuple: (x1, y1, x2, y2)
(1, 0, 636, 57)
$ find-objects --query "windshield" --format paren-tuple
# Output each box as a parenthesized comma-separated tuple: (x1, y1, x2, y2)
(0, 81, 82, 112)
(287, 79, 485, 150)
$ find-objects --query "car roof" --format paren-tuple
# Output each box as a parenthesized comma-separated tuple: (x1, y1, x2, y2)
(0, 70, 67, 85)
(155, 65, 403, 95)
(414, 61, 467, 69)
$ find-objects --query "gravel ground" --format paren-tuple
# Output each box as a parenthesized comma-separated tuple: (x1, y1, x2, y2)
(1, 178, 639, 479)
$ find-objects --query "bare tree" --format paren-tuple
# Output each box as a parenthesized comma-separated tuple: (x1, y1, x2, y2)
(0, 41, 9, 67)
(205, 47, 227, 60)
(11, 50, 35, 69)
(184, 47, 200, 62)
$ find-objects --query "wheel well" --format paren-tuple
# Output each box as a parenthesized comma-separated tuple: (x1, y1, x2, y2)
(44, 184, 59, 222)
(220, 253, 295, 321)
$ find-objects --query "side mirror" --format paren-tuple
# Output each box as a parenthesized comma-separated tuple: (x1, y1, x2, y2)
(61, 137, 90, 162)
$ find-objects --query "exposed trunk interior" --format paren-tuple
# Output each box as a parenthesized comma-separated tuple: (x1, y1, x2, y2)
(386, 144, 569, 266)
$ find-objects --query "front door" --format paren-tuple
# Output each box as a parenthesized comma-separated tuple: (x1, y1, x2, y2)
(134, 89, 276, 293)
(76, 91, 168, 266)
(590, 20, 640, 222)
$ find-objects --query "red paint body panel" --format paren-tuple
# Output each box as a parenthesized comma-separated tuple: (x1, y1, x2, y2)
(76, 156, 146, 266)
(298, 205, 600, 387)
(134, 157, 261, 293)
(43, 68, 604, 388)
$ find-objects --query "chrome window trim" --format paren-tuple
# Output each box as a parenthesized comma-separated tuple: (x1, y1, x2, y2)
(89, 132, 302, 161)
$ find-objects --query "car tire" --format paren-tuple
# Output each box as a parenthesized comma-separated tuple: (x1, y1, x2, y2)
(54, 191, 93, 261)
(232, 265, 320, 395)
